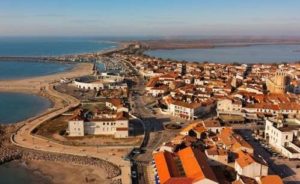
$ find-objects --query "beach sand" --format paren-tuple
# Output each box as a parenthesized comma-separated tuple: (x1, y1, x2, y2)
(26, 160, 110, 184)
(0, 62, 93, 93)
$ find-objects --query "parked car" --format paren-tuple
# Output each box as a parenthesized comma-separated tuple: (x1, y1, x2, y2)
(132, 171, 137, 178)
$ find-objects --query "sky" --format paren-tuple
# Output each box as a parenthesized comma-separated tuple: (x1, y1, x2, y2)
(0, 0, 300, 37)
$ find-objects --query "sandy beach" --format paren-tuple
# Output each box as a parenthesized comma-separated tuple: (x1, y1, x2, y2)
(0, 62, 112, 184)
(0, 62, 93, 93)
(26, 160, 110, 184)
(1, 60, 130, 184)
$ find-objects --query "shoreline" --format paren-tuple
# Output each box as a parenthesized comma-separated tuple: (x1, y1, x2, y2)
(0, 92, 53, 125)
(142, 44, 300, 65)
(0, 55, 126, 183)
(0, 61, 75, 82)
(0, 62, 93, 93)
(0, 62, 92, 126)
(140, 38, 300, 50)
(0, 143, 121, 183)
(0, 40, 121, 58)
(0, 40, 126, 64)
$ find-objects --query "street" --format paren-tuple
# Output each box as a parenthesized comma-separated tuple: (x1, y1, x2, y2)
(237, 129, 300, 183)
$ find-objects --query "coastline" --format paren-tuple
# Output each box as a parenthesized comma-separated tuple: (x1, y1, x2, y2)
(0, 39, 120, 58)
(2, 159, 111, 184)
(26, 160, 111, 184)
(0, 61, 75, 82)
(0, 60, 123, 184)
(142, 43, 300, 64)
(0, 62, 92, 93)
(140, 38, 300, 50)
(0, 92, 53, 125)
(145, 42, 300, 51)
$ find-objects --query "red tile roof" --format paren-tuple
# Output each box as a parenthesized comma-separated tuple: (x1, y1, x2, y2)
(260, 175, 283, 184)
(178, 147, 217, 183)
(153, 152, 181, 184)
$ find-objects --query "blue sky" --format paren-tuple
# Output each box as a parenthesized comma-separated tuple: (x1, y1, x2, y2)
(0, 0, 300, 37)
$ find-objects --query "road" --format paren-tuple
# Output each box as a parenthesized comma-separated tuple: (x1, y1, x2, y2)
(12, 84, 132, 183)
(124, 59, 182, 184)
(5, 64, 132, 184)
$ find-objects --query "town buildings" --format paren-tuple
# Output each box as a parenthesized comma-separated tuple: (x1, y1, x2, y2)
(151, 119, 284, 184)
(105, 52, 297, 183)
(114, 53, 300, 123)
(153, 147, 219, 184)
(266, 69, 288, 94)
(68, 99, 129, 138)
(265, 118, 300, 159)
(73, 72, 125, 91)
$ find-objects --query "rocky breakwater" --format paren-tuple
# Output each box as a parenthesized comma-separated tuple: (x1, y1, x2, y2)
(0, 125, 121, 181)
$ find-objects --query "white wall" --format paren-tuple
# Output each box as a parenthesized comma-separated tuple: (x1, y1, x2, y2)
(74, 80, 104, 91)
(84, 120, 128, 136)
(235, 162, 268, 178)
(68, 120, 84, 136)
(265, 119, 293, 148)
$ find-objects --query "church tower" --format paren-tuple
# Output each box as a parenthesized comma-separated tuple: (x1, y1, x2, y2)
(266, 69, 287, 94)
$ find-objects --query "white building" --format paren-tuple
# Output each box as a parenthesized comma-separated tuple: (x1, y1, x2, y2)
(68, 119, 84, 137)
(69, 116, 128, 138)
(74, 79, 104, 91)
(235, 150, 268, 178)
(168, 100, 202, 120)
(265, 118, 300, 158)
(68, 101, 129, 138)
(73, 73, 125, 91)
(217, 98, 243, 116)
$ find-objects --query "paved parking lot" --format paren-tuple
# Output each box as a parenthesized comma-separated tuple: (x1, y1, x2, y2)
(237, 129, 300, 183)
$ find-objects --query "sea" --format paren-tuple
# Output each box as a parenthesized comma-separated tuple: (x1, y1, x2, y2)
(1, 38, 300, 182)
(0, 61, 74, 80)
(0, 161, 51, 184)
(145, 44, 300, 63)
(0, 37, 117, 56)
(0, 37, 117, 183)
(0, 37, 117, 124)
(0, 92, 51, 124)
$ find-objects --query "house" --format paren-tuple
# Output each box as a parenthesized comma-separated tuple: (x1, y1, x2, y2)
(147, 85, 169, 97)
(68, 101, 129, 138)
(68, 111, 129, 138)
(218, 128, 254, 154)
(180, 120, 223, 137)
(168, 100, 202, 120)
(265, 118, 300, 158)
(153, 147, 218, 184)
(235, 150, 268, 178)
(106, 98, 128, 112)
(203, 119, 223, 134)
(217, 98, 243, 117)
(257, 175, 283, 184)
(178, 147, 218, 184)
(205, 146, 228, 166)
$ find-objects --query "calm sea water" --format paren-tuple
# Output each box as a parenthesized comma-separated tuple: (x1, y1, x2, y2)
(0, 161, 51, 184)
(0, 37, 117, 56)
(0, 92, 51, 124)
(0, 38, 116, 181)
(0, 37, 116, 123)
(0, 61, 74, 80)
(145, 44, 300, 63)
